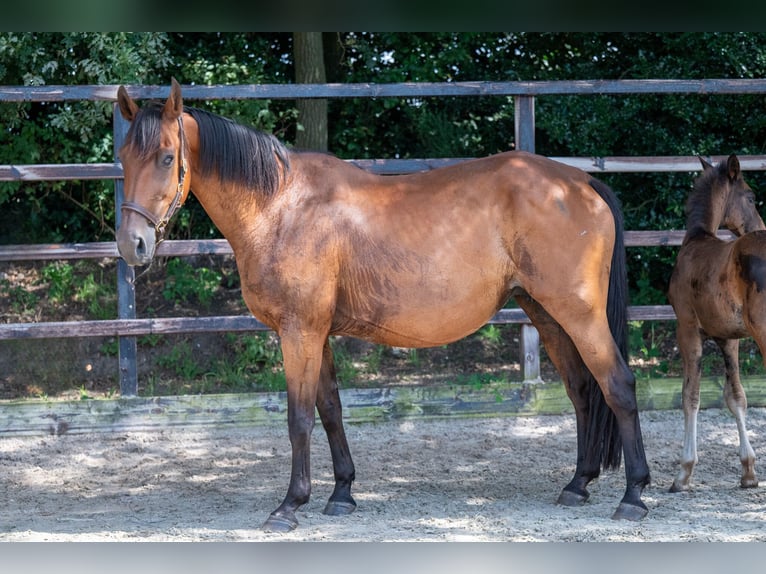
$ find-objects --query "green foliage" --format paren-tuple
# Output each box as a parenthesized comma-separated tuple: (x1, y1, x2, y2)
(478, 324, 503, 347)
(363, 345, 386, 374)
(74, 270, 116, 319)
(628, 321, 677, 379)
(5, 32, 766, 307)
(155, 340, 205, 380)
(740, 346, 766, 377)
(37, 260, 115, 318)
(162, 258, 221, 308)
(215, 332, 285, 392)
(0, 277, 39, 314)
(329, 342, 360, 384)
(40, 261, 75, 302)
(0, 33, 173, 243)
(99, 338, 119, 356)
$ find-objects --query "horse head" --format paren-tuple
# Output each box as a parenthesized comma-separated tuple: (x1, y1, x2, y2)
(695, 154, 765, 237)
(115, 78, 192, 266)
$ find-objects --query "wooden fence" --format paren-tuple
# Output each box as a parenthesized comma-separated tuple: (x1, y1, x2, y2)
(2, 79, 766, 397)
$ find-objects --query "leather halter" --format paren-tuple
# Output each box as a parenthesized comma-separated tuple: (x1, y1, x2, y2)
(121, 116, 188, 242)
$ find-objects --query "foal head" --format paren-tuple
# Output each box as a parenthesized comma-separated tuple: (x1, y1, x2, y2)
(115, 78, 190, 266)
(687, 154, 765, 238)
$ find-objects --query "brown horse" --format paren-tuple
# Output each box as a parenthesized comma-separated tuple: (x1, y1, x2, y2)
(668, 154, 764, 493)
(115, 79, 650, 532)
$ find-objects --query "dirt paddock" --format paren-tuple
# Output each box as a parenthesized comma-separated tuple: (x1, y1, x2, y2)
(1, 407, 765, 542)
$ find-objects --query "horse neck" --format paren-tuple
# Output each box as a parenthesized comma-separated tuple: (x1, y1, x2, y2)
(187, 167, 264, 249)
(685, 181, 728, 238)
(182, 114, 284, 248)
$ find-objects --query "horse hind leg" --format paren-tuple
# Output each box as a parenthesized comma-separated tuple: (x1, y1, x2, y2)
(515, 295, 613, 508)
(544, 305, 650, 520)
(716, 338, 758, 488)
(669, 323, 703, 493)
(316, 340, 358, 514)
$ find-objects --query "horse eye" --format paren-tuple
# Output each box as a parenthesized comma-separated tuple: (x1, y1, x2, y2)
(162, 154, 174, 167)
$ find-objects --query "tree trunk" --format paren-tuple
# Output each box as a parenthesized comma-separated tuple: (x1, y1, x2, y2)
(293, 32, 327, 151)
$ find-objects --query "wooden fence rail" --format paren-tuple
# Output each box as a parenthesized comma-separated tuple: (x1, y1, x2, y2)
(1, 79, 765, 396)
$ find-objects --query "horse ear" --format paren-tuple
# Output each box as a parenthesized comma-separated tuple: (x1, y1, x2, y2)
(698, 156, 714, 172)
(117, 85, 139, 121)
(163, 77, 184, 120)
(727, 154, 741, 181)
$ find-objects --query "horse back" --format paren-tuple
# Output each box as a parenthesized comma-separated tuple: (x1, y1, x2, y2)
(250, 150, 621, 346)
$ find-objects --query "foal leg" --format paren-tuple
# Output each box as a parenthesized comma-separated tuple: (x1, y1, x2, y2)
(516, 296, 603, 506)
(715, 338, 757, 488)
(261, 330, 326, 532)
(316, 340, 358, 515)
(669, 326, 703, 493)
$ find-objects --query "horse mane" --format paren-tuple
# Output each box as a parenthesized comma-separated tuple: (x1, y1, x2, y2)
(123, 102, 290, 198)
(684, 158, 729, 238)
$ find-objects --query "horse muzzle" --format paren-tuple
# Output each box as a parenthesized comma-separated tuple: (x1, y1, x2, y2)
(116, 218, 157, 267)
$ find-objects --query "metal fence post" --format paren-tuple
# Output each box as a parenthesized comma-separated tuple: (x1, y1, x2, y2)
(113, 105, 138, 396)
(514, 95, 542, 382)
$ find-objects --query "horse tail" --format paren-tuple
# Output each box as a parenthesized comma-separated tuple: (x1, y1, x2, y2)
(586, 177, 628, 471)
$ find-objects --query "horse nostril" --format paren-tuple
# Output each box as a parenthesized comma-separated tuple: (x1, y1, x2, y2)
(135, 235, 146, 256)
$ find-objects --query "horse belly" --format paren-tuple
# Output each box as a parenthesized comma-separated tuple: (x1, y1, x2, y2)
(333, 267, 511, 348)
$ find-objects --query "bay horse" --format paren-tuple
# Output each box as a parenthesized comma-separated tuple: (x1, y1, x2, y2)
(115, 79, 650, 532)
(668, 154, 764, 492)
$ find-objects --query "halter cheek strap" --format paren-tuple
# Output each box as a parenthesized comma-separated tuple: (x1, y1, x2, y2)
(121, 116, 189, 241)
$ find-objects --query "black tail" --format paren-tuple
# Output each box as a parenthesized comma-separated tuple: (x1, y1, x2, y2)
(586, 178, 629, 471)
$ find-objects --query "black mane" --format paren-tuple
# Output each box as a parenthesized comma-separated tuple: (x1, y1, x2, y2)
(123, 103, 289, 197)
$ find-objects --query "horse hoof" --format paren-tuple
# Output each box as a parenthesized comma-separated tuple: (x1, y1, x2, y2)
(261, 513, 298, 533)
(556, 489, 589, 507)
(323, 500, 357, 516)
(611, 501, 648, 521)
(740, 478, 759, 489)
(668, 481, 688, 493)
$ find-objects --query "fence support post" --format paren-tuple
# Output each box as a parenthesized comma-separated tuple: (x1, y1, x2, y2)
(113, 106, 138, 396)
(514, 96, 541, 382)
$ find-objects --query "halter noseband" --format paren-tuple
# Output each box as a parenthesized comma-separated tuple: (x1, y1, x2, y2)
(121, 116, 189, 241)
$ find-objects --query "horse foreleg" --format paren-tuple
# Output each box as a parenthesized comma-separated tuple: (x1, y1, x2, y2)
(717, 338, 758, 488)
(669, 326, 703, 493)
(316, 340, 357, 515)
(261, 331, 325, 533)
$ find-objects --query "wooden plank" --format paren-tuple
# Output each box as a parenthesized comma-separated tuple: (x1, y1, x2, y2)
(628, 305, 676, 321)
(625, 230, 735, 247)
(0, 240, 238, 261)
(2, 79, 766, 103)
(0, 241, 120, 261)
(0, 315, 271, 340)
(556, 155, 766, 173)
(0, 305, 677, 341)
(0, 163, 122, 181)
(2, 376, 765, 437)
(0, 230, 739, 263)
(2, 155, 765, 183)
